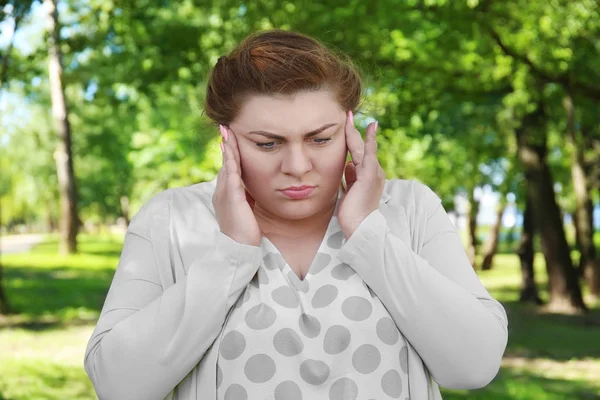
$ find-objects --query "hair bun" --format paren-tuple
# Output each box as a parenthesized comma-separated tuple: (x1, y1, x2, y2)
(204, 30, 361, 126)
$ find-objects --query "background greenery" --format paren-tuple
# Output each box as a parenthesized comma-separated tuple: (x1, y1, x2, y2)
(1, 0, 599, 398)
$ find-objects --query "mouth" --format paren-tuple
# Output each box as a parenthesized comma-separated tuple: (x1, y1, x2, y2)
(279, 186, 316, 199)
(280, 185, 315, 191)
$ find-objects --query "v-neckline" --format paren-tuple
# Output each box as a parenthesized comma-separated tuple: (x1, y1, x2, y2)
(263, 215, 334, 285)
(261, 188, 342, 286)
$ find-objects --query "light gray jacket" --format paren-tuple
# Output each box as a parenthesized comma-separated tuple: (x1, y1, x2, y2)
(84, 177, 508, 399)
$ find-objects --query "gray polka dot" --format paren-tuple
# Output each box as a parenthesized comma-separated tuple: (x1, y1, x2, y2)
(342, 296, 372, 321)
(245, 354, 276, 383)
(224, 384, 247, 400)
(245, 303, 277, 330)
(352, 344, 381, 374)
(323, 325, 351, 354)
(312, 284, 338, 308)
(381, 369, 403, 398)
(309, 253, 331, 275)
(399, 346, 408, 374)
(250, 268, 269, 288)
(299, 314, 321, 338)
(288, 271, 310, 292)
(331, 263, 356, 280)
(216, 365, 222, 388)
(300, 359, 330, 386)
(258, 267, 269, 285)
(219, 330, 246, 360)
(264, 252, 286, 270)
(329, 377, 358, 400)
(274, 380, 303, 400)
(273, 328, 304, 356)
(376, 317, 399, 345)
(272, 286, 300, 308)
(327, 230, 345, 249)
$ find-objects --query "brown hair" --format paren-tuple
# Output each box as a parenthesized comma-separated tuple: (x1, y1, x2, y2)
(204, 29, 362, 125)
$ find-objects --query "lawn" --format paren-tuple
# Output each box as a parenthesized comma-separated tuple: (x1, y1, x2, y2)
(0, 233, 599, 400)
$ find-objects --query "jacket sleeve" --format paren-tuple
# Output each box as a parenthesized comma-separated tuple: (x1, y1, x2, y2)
(336, 182, 508, 390)
(83, 194, 263, 400)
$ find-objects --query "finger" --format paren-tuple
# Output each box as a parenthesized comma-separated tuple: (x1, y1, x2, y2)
(222, 125, 241, 168)
(225, 126, 241, 171)
(345, 110, 365, 166)
(221, 129, 240, 180)
(215, 140, 226, 189)
(363, 120, 379, 167)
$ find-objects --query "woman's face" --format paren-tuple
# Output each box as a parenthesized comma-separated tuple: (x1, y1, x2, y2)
(229, 89, 348, 222)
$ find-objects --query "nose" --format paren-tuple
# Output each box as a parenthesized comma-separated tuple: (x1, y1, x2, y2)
(281, 144, 313, 176)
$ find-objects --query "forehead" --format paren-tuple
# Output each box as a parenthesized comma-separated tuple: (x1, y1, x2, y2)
(233, 89, 344, 133)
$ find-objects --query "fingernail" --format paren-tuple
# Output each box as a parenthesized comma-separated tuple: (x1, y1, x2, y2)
(348, 111, 355, 127)
(374, 120, 378, 132)
(219, 124, 229, 141)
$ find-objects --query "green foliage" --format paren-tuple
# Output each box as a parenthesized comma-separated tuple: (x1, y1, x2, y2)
(0, 0, 598, 224)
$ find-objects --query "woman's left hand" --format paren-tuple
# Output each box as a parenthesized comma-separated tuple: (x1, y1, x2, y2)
(337, 111, 387, 240)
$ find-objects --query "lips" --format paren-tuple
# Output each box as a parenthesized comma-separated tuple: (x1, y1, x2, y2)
(281, 185, 315, 191)
(280, 186, 315, 199)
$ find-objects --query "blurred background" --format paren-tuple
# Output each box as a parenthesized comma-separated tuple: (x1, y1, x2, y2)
(0, 0, 599, 399)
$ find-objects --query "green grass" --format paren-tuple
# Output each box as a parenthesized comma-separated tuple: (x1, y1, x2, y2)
(441, 250, 600, 400)
(1, 234, 599, 400)
(0, 234, 120, 326)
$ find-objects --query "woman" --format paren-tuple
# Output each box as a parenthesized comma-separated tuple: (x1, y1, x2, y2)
(84, 29, 508, 400)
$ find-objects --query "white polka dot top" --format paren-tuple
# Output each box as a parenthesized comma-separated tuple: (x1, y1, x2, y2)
(216, 195, 410, 400)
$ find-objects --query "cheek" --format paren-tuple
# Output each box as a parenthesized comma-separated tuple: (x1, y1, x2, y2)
(239, 143, 260, 167)
(329, 140, 349, 164)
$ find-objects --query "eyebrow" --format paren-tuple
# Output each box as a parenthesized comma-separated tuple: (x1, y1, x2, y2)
(248, 123, 337, 140)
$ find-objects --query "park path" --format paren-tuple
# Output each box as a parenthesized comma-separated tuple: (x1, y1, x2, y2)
(0, 234, 44, 254)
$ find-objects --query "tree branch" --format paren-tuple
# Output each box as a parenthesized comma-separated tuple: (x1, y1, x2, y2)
(487, 27, 600, 101)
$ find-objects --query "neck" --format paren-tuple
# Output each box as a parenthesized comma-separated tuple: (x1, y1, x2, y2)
(255, 193, 338, 240)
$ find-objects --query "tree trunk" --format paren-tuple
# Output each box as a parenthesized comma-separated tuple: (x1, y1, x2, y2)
(564, 95, 600, 300)
(0, 6, 24, 315)
(580, 197, 600, 299)
(45, 0, 79, 254)
(481, 199, 506, 271)
(0, 199, 12, 314)
(0, 266, 9, 314)
(465, 189, 480, 269)
(517, 195, 542, 304)
(516, 107, 586, 313)
(120, 196, 131, 226)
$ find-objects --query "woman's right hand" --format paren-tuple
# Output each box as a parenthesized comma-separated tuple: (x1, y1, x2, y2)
(213, 125, 263, 247)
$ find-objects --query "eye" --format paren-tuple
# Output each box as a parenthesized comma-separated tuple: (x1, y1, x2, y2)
(256, 142, 277, 149)
(256, 138, 331, 151)
(313, 139, 330, 145)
